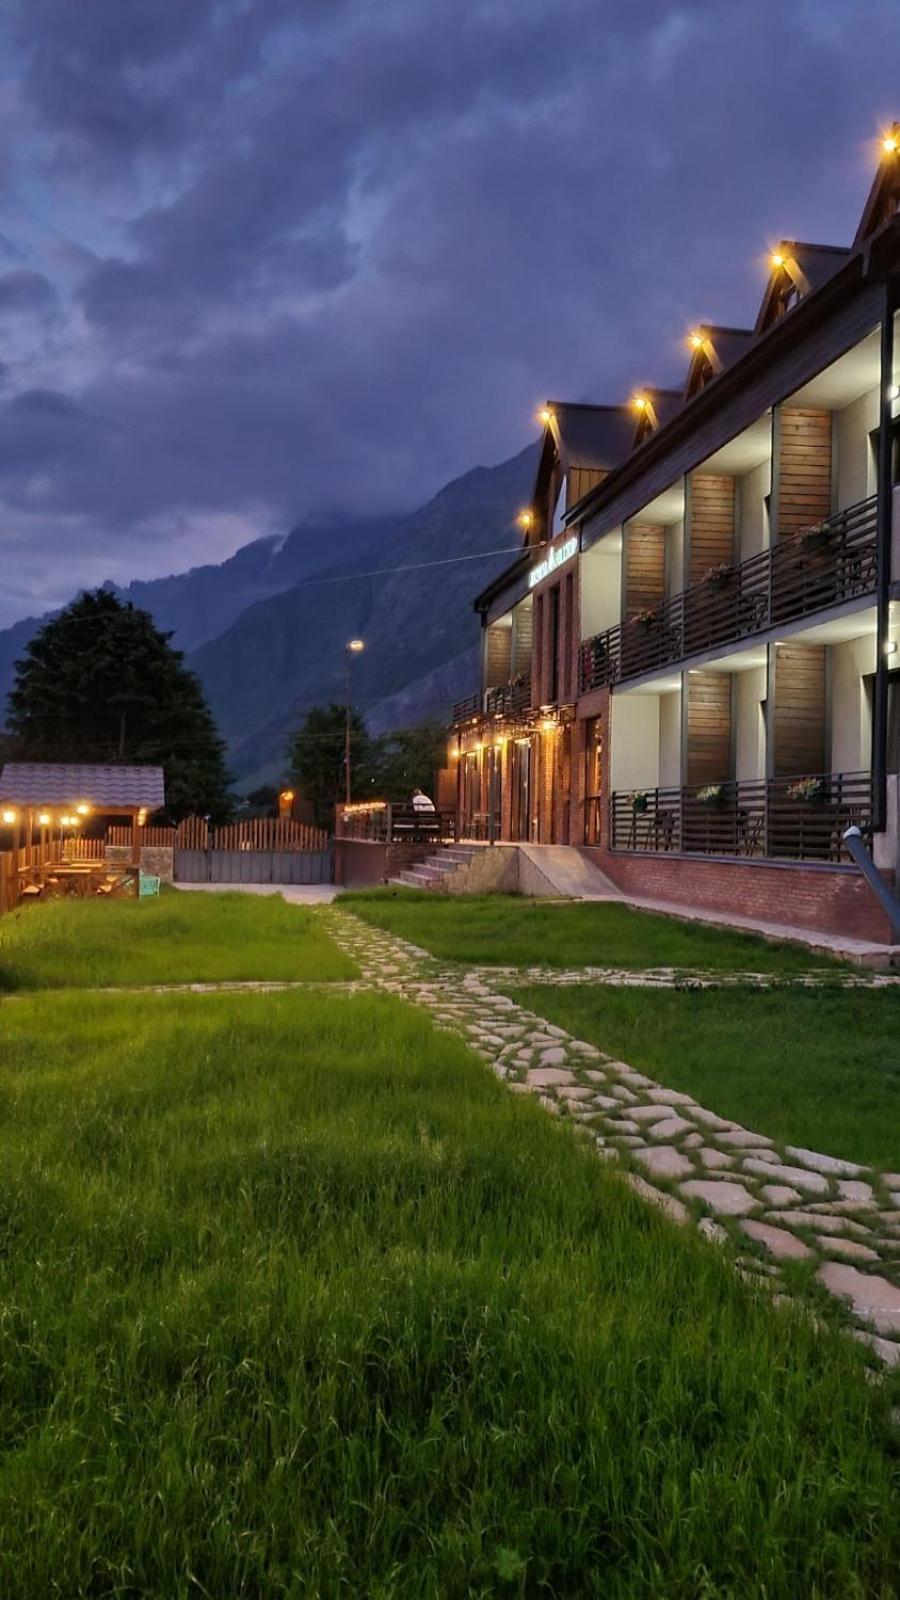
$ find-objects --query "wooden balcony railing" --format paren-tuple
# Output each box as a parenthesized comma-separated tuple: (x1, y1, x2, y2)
(336, 802, 457, 844)
(609, 770, 872, 863)
(581, 495, 877, 692)
(452, 678, 533, 725)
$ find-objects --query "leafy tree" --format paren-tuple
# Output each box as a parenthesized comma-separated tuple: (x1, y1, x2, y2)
(244, 784, 279, 815)
(6, 588, 232, 821)
(288, 703, 376, 829)
(369, 723, 447, 802)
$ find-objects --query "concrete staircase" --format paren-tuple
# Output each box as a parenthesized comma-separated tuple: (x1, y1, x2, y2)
(392, 844, 484, 891)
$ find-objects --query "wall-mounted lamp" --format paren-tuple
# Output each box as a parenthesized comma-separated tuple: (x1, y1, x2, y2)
(1, 809, 16, 824)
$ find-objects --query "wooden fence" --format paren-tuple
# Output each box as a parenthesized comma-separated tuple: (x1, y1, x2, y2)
(106, 817, 330, 852)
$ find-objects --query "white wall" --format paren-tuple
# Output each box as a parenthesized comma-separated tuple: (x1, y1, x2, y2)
(610, 695, 661, 791)
(658, 691, 681, 786)
(666, 520, 684, 597)
(736, 460, 770, 561)
(830, 633, 875, 774)
(734, 666, 767, 781)
(580, 538, 621, 637)
(835, 387, 878, 510)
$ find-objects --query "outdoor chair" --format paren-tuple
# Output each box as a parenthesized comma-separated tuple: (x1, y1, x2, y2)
(139, 872, 162, 897)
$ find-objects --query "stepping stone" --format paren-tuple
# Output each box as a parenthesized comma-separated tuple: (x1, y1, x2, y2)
(633, 1145, 694, 1181)
(853, 1331, 900, 1369)
(680, 1179, 758, 1217)
(766, 1209, 869, 1237)
(714, 1130, 774, 1149)
(759, 1185, 802, 1207)
(743, 1159, 829, 1194)
(648, 1116, 695, 1141)
(538, 1095, 560, 1115)
(784, 1146, 866, 1178)
(630, 1103, 690, 1123)
(687, 1107, 735, 1131)
(837, 1180, 876, 1206)
(699, 1147, 733, 1171)
(698, 1217, 728, 1246)
(625, 1173, 689, 1224)
(593, 1094, 622, 1111)
(683, 1132, 704, 1149)
(610, 1086, 638, 1104)
(556, 1086, 594, 1102)
(817, 1263, 900, 1335)
(539, 1047, 569, 1066)
(526, 1066, 577, 1088)
(610, 1120, 640, 1136)
(740, 1219, 814, 1261)
(585, 1070, 608, 1083)
(822, 1238, 880, 1263)
(649, 1089, 697, 1107)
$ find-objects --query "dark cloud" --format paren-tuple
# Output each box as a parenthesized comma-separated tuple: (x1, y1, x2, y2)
(0, 268, 56, 312)
(0, 0, 898, 623)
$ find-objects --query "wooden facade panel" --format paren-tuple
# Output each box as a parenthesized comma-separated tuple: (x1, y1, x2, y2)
(485, 623, 511, 688)
(772, 643, 826, 775)
(511, 601, 532, 677)
(567, 466, 607, 511)
(777, 407, 832, 538)
(686, 671, 733, 786)
(624, 524, 666, 618)
(688, 474, 735, 583)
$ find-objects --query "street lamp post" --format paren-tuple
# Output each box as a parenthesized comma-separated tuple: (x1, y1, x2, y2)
(344, 638, 365, 803)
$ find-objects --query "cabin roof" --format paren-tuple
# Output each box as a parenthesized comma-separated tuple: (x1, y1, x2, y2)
(0, 762, 165, 810)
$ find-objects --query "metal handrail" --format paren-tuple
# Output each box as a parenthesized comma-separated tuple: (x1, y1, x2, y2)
(581, 496, 877, 693)
(609, 770, 872, 863)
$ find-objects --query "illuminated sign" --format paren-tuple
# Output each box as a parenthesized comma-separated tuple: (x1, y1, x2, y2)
(528, 535, 578, 590)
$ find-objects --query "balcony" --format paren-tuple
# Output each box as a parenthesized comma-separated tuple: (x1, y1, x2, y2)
(609, 770, 871, 863)
(581, 495, 877, 692)
(451, 678, 533, 725)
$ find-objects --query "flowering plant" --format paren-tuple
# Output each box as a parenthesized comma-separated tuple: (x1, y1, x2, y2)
(631, 791, 649, 813)
(786, 776, 826, 802)
(701, 562, 735, 587)
(631, 607, 659, 628)
(696, 783, 724, 805)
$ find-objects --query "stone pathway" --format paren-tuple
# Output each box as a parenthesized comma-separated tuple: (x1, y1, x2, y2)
(325, 909, 900, 1371)
(473, 963, 900, 990)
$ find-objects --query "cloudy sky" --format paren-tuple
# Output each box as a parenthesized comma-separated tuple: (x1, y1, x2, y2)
(0, 0, 898, 626)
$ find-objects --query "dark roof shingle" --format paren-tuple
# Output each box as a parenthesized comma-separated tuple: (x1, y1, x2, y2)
(0, 763, 165, 809)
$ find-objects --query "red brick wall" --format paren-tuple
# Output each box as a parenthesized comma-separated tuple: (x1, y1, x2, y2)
(588, 847, 894, 943)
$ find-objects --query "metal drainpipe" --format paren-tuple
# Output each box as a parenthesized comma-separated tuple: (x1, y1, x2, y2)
(872, 277, 897, 835)
(842, 827, 900, 942)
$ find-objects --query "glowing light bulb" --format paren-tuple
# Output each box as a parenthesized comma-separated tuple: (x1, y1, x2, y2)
(538, 408, 553, 427)
(518, 509, 534, 530)
(632, 393, 649, 413)
(883, 134, 898, 155)
(770, 251, 786, 270)
(688, 331, 704, 350)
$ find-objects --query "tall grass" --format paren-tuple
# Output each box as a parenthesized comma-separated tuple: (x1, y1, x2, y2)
(506, 981, 900, 1171)
(0, 891, 356, 990)
(338, 889, 841, 972)
(0, 989, 896, 1596)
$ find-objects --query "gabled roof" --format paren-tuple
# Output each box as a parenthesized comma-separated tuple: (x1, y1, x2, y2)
(633, 386, 682, 445)
(0, 763, 165, 810)
(755, 242, 850, 333)
(854, 126, 900, 246)
(684, 325, 755, 399)
(546, 401, 636, 471)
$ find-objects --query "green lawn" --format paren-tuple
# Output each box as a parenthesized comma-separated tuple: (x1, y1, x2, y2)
(507, 982, 900, 1172)
(0, 988, 896, 1597)
(338, 888, 841, 973)
(0, 890, 355, 990)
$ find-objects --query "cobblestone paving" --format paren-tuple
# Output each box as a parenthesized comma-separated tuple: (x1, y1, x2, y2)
(472, 964, 900, 990)
(327, 909, 900, 1371)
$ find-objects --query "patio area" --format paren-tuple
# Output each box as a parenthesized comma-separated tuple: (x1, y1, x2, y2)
(0, 762, 166, 913)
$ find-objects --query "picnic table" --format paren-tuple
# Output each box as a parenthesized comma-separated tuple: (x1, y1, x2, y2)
(17, 859, 139, 901)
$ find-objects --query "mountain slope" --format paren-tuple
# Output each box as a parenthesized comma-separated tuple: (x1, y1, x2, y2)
(189, 445, 536, 784)
(0, 513, 396, 711)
